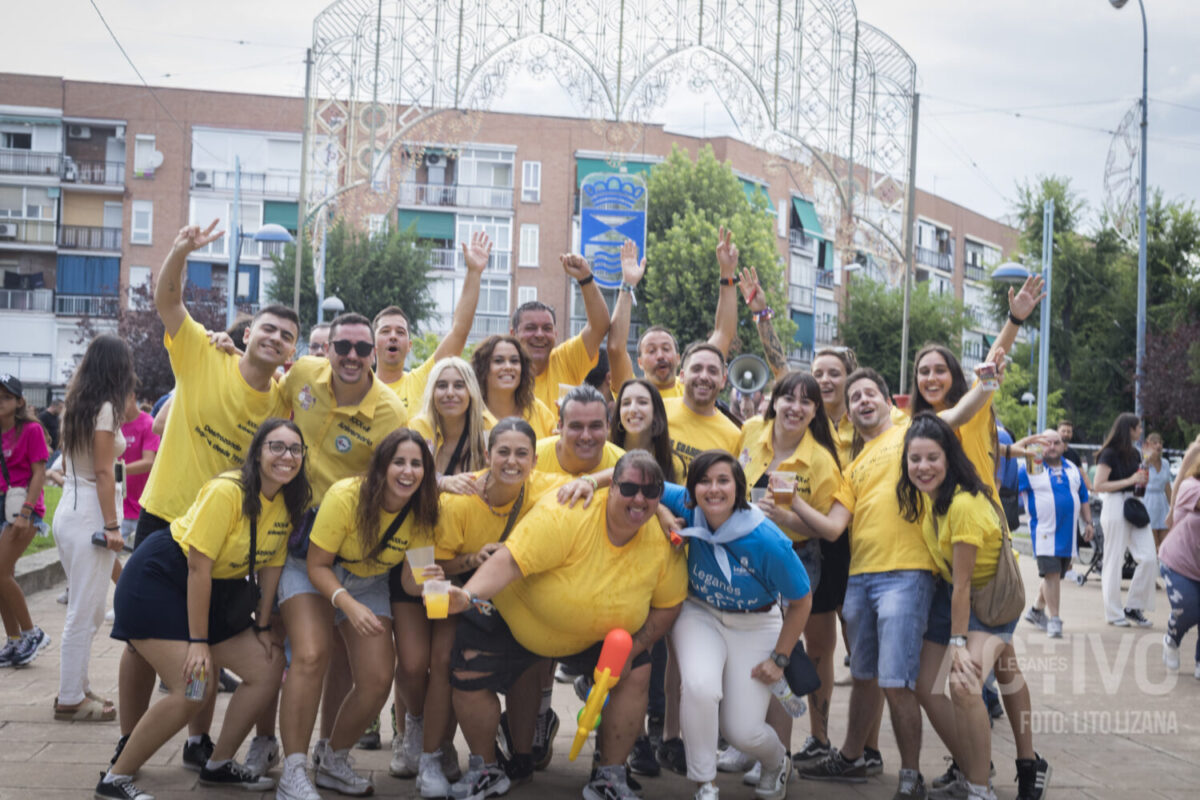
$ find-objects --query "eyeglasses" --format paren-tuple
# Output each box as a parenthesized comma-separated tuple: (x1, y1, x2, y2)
(615, 481, 663, 499)
(265, 440, 306, 457)
(331, 339, 373, 357)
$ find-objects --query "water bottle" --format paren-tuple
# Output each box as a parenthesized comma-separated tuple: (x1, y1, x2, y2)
(771, 679, 807, 717)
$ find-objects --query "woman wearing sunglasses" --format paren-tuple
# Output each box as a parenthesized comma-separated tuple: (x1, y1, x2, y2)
(471, 335, 559, 440)
(665, 450, 812, 800)
(100, 418, 310, 800)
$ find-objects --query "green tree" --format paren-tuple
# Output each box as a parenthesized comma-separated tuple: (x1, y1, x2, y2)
(991, 344, 1066, 438)
(840, 279, 968, 397)
(1143, 189, 1200, 330)
(640, 144, 793, 357)
(269, 220, 437, 334)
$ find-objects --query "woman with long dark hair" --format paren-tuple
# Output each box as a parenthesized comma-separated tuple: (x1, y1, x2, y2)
(471, 335, 558, 440)
(1094, 412, 1158, 626)
(899, 412, 1047, 800)
(610, 379, 681, 483)
(53, 334, 134, 722)
(100, 418, 310, 799)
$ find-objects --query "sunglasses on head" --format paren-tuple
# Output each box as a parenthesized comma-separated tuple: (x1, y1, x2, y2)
(615, 481, 662, 499)
(331, 339, 374, 357)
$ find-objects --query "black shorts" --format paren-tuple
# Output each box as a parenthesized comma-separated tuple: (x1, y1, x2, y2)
(134, 509, 171, 550)
(388, 562, 421, 604)
(811, 531, 850, 615)
(449, 609, 652, 693)
(111, 529, 253, 645)
(1036, 556, 1073, 577)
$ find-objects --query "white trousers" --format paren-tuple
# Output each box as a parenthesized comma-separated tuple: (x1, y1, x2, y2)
(1100, 492, 1158, 623)
(53, 478, 115, 705)
(670, 598, 784, 783)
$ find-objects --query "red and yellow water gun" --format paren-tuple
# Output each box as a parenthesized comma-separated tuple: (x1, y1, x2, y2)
(568, 628, 633, 761)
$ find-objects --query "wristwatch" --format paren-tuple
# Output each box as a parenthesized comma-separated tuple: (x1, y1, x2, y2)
(770, 651, 791, 669)
(949, 635, 968, 648)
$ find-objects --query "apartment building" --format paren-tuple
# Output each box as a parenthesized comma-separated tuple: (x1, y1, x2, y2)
(0, 72, 1018, 403)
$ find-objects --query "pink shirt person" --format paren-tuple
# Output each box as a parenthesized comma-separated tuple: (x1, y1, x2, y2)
(119, 411, 160, 521)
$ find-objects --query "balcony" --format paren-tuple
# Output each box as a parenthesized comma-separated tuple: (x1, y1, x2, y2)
(62, 159, 124, 186)
(398, 182, 513, 210)
(428, 247, 511, 273)
(191, 169, 300, 196)
(787, 345, 814, 365)
(58, 225, 122, 251)
(470, 313, 509, 339)
(0, 219, 56, 246)
(0, 288, 53, 312)
(788, 283, 813, 310)
(56, 294, 120, 317)
(789, 229, 817, 253)
(964, 262, 986, 282)
(915, 245, 953, 272)
(815, 269, 835, 289)
(815, 320, 838, 344)
(0, 150, 61, 177)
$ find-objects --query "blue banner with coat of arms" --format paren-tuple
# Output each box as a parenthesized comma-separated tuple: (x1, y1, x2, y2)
(580, 173, 648, 289)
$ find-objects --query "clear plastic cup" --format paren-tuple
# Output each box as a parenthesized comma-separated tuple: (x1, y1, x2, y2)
(769, 471, 797, 506)
(750, 487, 768, 503)
(424, 579, 451, 619)
(407, 546, 436, 585)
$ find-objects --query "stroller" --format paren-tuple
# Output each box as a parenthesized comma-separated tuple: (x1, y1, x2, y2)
(1071, 497, 1136, 586)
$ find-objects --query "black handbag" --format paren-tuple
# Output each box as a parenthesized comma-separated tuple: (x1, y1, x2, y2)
(222, 515, 262, 631)
(1123, 496, 1150, 528)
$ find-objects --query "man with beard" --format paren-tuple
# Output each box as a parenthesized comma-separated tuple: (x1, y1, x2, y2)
(511, 253, 611, 410)
(536, 385, 625, 477)
(663, 343, 741, 474)
(374, 231, 492, 411)
(606, 229, 740, 399)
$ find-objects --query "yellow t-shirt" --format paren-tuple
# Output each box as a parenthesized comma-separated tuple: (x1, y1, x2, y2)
(434, 471, 569, 559)
(663, 397, 741, 475)
(737, 418, 843, 542)
(524, 398, 559, 440)
(170, 474, 292, 579)
(409, 411, 497, 469)
(954, 394, 998, 497)
(922, 488, 1003, 589)
(827, 406, 909, 468)
(282, 356, 408, 505)
(534, 436, 625, 477)
(141, 315, 292, 523)
(833, 418, 937, 576)
(385, 355, 437, 412)
(308, 477, 433, 578)
(532, 334, 599, 411)
(497, 490, 688, 657)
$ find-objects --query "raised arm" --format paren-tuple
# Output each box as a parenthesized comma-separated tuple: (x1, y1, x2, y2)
(708, 226, 739, 357)
(989, 274, 1045, 363)
(607, 239, 645, 394)
(561, 253, 611, 358)
(434, 230, 491, 361)
(738, 266, 788, 378)
(155, 220, 224, 339)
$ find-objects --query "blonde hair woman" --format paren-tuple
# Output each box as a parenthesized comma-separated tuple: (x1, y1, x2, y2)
(409, 357, 491, 493)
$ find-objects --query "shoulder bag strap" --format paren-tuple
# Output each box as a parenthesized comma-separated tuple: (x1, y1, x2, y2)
(444, 426, 471, 476)
(249, 515, 258, 589)
(497, 486, 525, 543)
(375, 502, 413, 555)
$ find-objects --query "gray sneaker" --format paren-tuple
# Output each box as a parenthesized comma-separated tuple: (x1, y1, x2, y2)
(245, 735, 280, 778)
(1023, 606, 1048, 631)
(1047, 617, 1063, 639)
(11, 626, 50, 666)
(416, 751, 451, 799)
(451, 755, 511, 800)
(583, 764, 639, 800)
(894, 772, 927, 800)
(315, 748, 372, 796)
(0, 639, 18, 667)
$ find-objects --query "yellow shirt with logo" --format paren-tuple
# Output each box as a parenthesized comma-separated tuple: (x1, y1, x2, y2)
(534, 436, 625, 477)
(498, 490, 688, 657)
(922, 488, 1003, 589)
(736, 418, 843, 542)
(385, 354, 437, 412)
(170, 474, 292, 580)
(532, 334, 599, 411)
(833, 417, 937, 576)
(308, 477, 433, 578)
(142, 315, 292, 523)
(282, 356, 408, 505)
(663, 397, 741, 475)
(434, 471, 570, 560)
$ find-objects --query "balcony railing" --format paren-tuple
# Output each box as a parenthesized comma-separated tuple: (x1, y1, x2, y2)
(0, 219, 56, 245)
(788, 283, 813, 310)
(56, 294, 120, 317)
(398, 182, 514, 210)
(787, 345, 814, 365)
(429, 248, 457, 270)
(470, 314, 509, 339)
(63, 159, 124, 185)
(815, 320, 838, 344)
(789, 229, 817, 252)
(915, 245, 953, 272)
(815, 269, 835, 289)
(0, 288, 54, 312)
(964, 263, 986, 282)
(428, 248, 511, 273)
(58, 225, 122, 251)
(191, 169, 301, 195)
(0, 150, 61, 176)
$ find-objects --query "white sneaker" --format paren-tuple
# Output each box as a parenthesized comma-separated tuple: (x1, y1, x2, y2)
(275, 755, 321, 800)
(694, 781, 720, 800)
(105, 609, 116, 624)
(390, 715, 422, 777)
(315, 748, 372, 796)
(1163, 634, 1180, 671)
(965, 782, 997, 800)
(755, 752, 792, 800)
(741, 760, 762, 785)
(717, 746, 755, 773)
(245, 735, 281, 778)
(1194, 662, 1200, 681)
(416, 751, 451, 798)
(57, 588, 69, 605)
(1047, 617, 1063, 639)
(440, 741, 462, 782)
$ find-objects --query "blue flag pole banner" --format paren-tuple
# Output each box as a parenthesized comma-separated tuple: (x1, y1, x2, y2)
(580, 173, 648, 290)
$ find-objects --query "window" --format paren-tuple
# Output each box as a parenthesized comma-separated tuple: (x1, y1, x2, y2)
(127, 266, 151, 308)
(518, 285, 537, 305)
(1, 132, 32, 150)
(267, 139, 301, 173)
(456, 214, 512, 272)
(368, 214, 387, 239)
(131, 200, 153, 245)
(521, 161, 541, 203)
(134, 135, 157, 177)
(519, 224, 539, 267)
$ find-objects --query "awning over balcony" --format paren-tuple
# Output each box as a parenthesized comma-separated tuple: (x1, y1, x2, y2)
(792, 197, 825, 239)
(56, 255, 119, 295)
(396, 209, 455, 240)
(576, 158, 655, 187)
(262, 200, 299, 231)
(741, 179, 775, 211)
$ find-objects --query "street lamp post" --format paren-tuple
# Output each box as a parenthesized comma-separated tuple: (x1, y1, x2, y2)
(226, 158, 296, 329)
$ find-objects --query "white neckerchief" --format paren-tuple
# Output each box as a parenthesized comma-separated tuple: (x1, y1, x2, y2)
(676, 503, 765, 583)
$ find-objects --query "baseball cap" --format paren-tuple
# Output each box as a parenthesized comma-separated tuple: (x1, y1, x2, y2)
(0, 373, 23, 398)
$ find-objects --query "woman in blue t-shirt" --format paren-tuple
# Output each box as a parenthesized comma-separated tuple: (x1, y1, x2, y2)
(665, 450, 811, 800)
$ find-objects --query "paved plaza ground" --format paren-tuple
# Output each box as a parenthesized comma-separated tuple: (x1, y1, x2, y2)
(2, 548, 1199, 799)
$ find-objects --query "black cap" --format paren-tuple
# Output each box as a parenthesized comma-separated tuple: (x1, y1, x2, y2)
(0, 373, 22, 398)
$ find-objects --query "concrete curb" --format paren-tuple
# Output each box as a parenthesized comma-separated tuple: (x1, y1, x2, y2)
(15, 547, 66, 596)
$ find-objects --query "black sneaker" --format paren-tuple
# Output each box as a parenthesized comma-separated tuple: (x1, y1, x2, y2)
(357, 715, 382, 750)
(655, 737, 687, 776)
(792, 736, 831, 767)
(626, 735, 660, 777)
(1015, 753, 1052, 800)
(1124, 608, 1152, 628)
(181, 734, 215, 771)
(498, 750, 534, 787)
(797, 749, 869, 783)
(532, 708, 559, 771)
(109, 734, 129, 768)
(863, 746, 884, 777)
(94, 775, 155, 800)
(199, 760, 275, 791)
(646, 713, 664, 745)
(930, 758, 962, 790)
(217, 669, 240, 692)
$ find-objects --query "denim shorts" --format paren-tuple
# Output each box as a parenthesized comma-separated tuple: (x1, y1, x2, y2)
(277, 554, 319, 606)
(277, 554, 392, 624)
(842, 569, 935, 689)
(923, 578, 1018, 646)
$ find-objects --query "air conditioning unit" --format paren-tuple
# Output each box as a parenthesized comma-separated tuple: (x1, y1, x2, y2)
(193, 170, 213, 188)
(0, 223, 17, 239)
(426, 152, 442, 166)
(68, 125, 91, 139)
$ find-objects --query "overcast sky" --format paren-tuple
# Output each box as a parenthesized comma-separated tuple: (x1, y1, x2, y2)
(6, 0, 1197, 229)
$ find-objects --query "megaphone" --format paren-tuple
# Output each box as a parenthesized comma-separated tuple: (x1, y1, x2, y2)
(727, 353, 770, 396)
